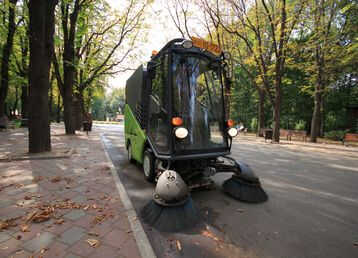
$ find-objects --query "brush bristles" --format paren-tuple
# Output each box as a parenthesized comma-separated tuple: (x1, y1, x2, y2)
(223, 177, 268, 203)
(140, 197, 200, 232)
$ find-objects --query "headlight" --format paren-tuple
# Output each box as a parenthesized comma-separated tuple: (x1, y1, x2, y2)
(175, 127, 188, 139)
(228, 128, 238, 137)
(182, 40, 193, 49)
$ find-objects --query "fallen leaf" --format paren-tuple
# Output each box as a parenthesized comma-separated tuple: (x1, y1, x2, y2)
(15, 249, 24, 255)
(83, 205, 90, 210)
(14, 183, 24, 188)
(40, 248, 48, 254)
(92, 204, 97, 209)
(54, 219, 64, 225)
(93, 214, 106, 224)
(201, 230, 220, 242)
(24, 195, 32, 200)
(25, 211, 38, 224)
(0, 217, 20, 230)
(0, 246, 8, 250)
(20, 224, 30, 232)
(32, 176, 44, 183)
(50, 176, 62, 183)
(88, 232, 99, 237)
(176, 240, 182, 251)
(86, 239, 100, 247)
(64, 177, 73, 184)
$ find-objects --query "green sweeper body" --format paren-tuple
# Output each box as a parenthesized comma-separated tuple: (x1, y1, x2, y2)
(125, 39, 267, 228)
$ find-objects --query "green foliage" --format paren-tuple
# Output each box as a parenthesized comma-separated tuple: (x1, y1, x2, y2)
(250, 118, 258, 133)
(295, 120, 306, 131)
(325, 130, 348, 141)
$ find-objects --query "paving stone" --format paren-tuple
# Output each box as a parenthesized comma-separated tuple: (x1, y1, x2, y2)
(45, 220, 74, 236)
(88, 221, 114, 237)
(89, 244, 119, 258)
(63, 209, 86, 221)
(8, 249, 32, 258)
(11, 223, 44, 242)
(73, 214, 96, 229)
(0, 199, 14, 208)
(64, 254, 82, 258)
(0, 232, 11, 243)
(0, 209, 26, 220)
(103, 229, 131, 248)
(0, 237, 23, 257)
(6, 188, 25, 196)
(59, 226, 86, 245)
(117, 237, 141, 258)
(68, 238, 96, 257)
(23, 231, 56, 252)
(32, 240, 69, 258)
(73, 186, 87, 193)
(72, 195, 87, 203)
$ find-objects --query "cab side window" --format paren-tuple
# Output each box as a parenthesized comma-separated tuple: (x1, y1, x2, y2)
(148, 54, 169, 154)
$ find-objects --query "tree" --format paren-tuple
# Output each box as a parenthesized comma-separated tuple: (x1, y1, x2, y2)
(0, 0, 18, 120)
(209, 0, 305, 142)
(53, 0, 147, 134)
(28, 0, 58, 153)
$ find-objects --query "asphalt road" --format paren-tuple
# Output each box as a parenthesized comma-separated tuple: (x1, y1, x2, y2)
(96, 123, 358, 258)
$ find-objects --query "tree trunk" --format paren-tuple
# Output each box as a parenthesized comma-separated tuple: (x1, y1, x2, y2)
(319, 98, 324, 137)
(257, 89, 265, 137)
(310, 86, 322, 142)
(21, 85, 28, 118)
(272, 87, 282, 143)
(28, 0, 58, 153)
(56, 92, 61, 123)
(0, 0, 18, 118)
(13, 85, 19, 115)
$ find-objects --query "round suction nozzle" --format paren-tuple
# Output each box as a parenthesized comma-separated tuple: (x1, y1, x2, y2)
(153, 170, 189, 206)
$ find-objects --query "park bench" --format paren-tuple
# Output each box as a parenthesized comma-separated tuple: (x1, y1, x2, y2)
(279, 129, 307, 142)
(291, 130, 307, 142)
(280, 129, 292, 141)
(343, 133, 358, 145)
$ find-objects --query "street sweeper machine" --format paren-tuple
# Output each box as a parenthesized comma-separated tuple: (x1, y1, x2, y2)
(125, 38, 267, 232)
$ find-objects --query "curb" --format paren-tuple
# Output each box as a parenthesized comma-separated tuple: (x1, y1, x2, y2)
(99, 134, 157, 258)
(0, 148, 74, 162)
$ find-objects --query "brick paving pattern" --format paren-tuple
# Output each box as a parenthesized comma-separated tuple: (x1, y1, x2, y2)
(0, 125, 141, 258)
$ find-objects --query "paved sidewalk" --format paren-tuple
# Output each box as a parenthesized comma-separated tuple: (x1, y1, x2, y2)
(0, 125, 142, 258)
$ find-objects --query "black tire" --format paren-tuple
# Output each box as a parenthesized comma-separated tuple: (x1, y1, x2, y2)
(127, 143, 134, 163)
(143, 150, 156, 182)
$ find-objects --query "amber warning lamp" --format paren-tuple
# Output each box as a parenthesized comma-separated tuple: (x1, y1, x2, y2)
(227, 119, 234, 127)
(172, 117, 183, 126)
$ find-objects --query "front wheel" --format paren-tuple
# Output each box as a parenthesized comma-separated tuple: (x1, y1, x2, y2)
(143, 150, 156, 183)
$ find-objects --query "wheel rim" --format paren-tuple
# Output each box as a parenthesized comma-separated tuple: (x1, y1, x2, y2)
(128, 145, 132, 161)
(143, 155, 151, 177)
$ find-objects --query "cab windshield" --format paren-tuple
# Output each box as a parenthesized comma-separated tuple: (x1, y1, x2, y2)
(172, 54, 227, 151)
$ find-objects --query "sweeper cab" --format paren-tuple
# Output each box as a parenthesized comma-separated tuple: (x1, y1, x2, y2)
(125, 38, 267, 231)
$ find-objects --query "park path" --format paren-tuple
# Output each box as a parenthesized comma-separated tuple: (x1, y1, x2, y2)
(0, 124, 142, 258)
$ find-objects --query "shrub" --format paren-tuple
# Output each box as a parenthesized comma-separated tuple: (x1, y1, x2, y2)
(295, 120, 306, 130)
(250, 118, 258, 132)
(324, 130, 347, 141)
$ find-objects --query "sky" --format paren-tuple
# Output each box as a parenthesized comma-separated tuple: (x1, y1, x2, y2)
(105, 0, 184, 89)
